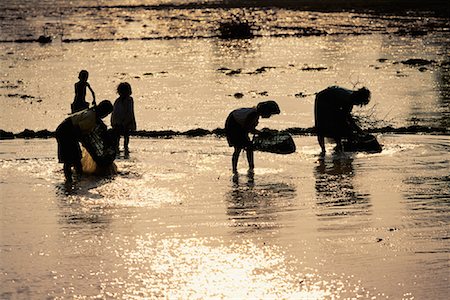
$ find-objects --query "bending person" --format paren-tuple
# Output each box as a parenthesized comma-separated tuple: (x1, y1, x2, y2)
(56, 100, 113, 183)
(225, 100, 280, 175)
(314, 86, 371, 155)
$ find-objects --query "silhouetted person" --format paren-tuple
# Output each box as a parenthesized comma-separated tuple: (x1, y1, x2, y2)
(111, 82, 136, 156)
(314, 86, 371, 155)
(225, 100, 280, 175)
(72, 70, 96, 113)
(56, 100, 113, 182)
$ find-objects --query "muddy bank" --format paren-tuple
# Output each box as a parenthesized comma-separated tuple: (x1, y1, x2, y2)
(1, 125, 448, 140)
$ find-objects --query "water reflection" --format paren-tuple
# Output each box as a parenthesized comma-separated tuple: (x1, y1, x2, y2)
(402, 138, 450, 226)
(226, 175, 296, 233)
(57, 201, 111, 228)
(121, 235, 317, 299)
(314, 157, 371, 220)
(55, 176, 114, 228)
(435, 57, 450, 129)
(404, 175, 449, 219)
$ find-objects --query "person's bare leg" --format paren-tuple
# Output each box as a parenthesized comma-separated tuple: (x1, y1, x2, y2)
(124, 134, 130, 153)
(232, 147, 241, 174)
(74, 160, 83, 180)
(116, 135, 121, 153)
(335, 138, 344, 153)
(63, 163, 72, 182)
(246, 147, 254, 173)
(318, 135, 326, 155)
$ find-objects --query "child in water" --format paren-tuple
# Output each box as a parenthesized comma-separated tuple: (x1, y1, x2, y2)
(72, 70, 96, 113)
(56, 100, 113, 182)
(225, 100, 280, 175)
(111, 82, 137, 155)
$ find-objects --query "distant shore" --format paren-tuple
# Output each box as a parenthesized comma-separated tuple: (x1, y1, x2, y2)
(89, 0, 450, 17)
(1, 0, 448, 44)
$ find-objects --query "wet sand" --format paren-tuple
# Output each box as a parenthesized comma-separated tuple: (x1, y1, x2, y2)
(1, 135, 449, 299)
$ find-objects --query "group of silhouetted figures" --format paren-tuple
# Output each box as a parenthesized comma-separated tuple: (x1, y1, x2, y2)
(56, 70, 136, 182)
(56, 70, 374, 183)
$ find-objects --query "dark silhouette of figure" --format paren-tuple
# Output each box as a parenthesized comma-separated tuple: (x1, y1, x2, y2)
(111, 82, 136, 156)
(56, 100, 113, 182)
(314, 86, 371, 155)
(72, 70, 96, 113)
(225, 100, 280, 175)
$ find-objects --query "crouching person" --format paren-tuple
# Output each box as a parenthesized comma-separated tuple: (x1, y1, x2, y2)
(56, 100, 113, 183)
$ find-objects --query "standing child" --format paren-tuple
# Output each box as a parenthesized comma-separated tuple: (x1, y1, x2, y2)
(111, 82, 137, 155)
(72, 70, 96, 113)
(225, 100, 280, 175)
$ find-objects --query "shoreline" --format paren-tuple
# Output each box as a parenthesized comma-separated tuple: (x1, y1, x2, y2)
(1, 125, 448, 140)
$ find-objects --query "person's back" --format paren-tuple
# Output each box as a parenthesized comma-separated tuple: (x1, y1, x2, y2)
(314, 86, 353, 135)
(72, 79, 89, 113)
(69, 108, 97, 135)
(111, 96, 136, 130)
(230, 107, 259, 131)
(74, 81, 87, 102)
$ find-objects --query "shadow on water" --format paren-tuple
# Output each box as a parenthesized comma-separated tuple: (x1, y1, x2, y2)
(226, 174, 296, 233)
(314, 156, 372, 221)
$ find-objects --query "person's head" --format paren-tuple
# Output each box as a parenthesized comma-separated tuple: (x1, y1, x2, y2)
(78, 70, 89, 82)
(96, 100, 113, 118)
(351, 87, 371, 106)
(256, 100, 280, 118)
(117, 82, 132, 97)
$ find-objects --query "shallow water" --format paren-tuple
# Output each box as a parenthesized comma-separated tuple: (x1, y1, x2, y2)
(1, 34, 449, 134)
(1, 1, 449, 299)
(1, 1, 449, 133)
(0, 135, 449, 299)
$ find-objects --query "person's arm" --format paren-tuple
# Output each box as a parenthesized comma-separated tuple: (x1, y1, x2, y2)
(340, 99, 362, 135)
(248, 115, 260, 134)
(74, 83, 79, 100)
(249, 127, 260, 134)
(341, 105, 363, 138)
(87, 83, 96, 106)
(348, 115, 364, 134)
